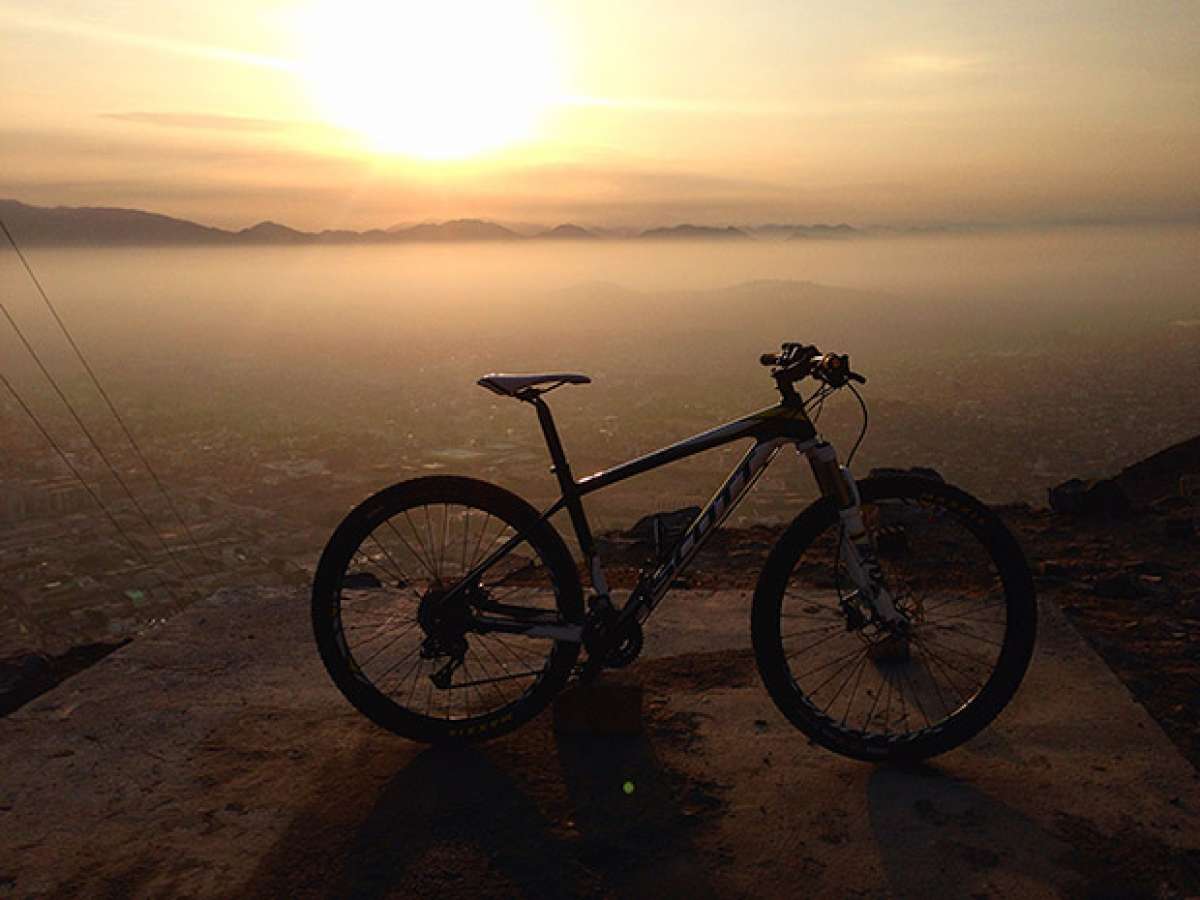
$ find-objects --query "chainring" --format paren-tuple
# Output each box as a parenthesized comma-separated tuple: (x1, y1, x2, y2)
(603, 620, 644, 668)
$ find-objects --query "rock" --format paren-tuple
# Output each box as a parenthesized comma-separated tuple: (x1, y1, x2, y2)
(1093, 573, 1144, 600)
(0, 641, 129, 718)
(868, 466, 945, 482)
(626, 507, 701, 551)
(1130, 560, 1172, 577)
(1115, 434, 1200, 504)
(1039, 560, 1074, 578)
(1180, 474, 1200, 499)
(1151, 495, 1193, 513)
(0, 652, 54, 717)
(1048, 478, 1132, 518)
(1164, 515, 1196, 542)
(874, 524, 909, 556)
(553, 674, 643, 736)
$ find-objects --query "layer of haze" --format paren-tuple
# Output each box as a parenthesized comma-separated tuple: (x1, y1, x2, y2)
(3, 227, 1197, 528)
(3, 1, 1198, 229)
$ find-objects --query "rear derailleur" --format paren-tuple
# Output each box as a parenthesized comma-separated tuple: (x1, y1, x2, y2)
(422, 634, 467, 688)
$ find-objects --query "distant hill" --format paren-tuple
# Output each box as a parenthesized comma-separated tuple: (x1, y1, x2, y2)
(0, 201, 528, 247)
(0, 198, 889, 247)
(639, 224, 750, 240)
(391, 219, 522, 242)
(533, 224, 596, 240)
(0, 199, 232, 246)
(786, 224, 857, 240)
(746, 223, 858, 240)
(238, 221, 309, 243)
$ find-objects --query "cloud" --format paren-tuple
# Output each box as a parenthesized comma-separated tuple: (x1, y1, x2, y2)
(101, 113, 294, 133)
(554, 94, 800, 118)
(0, 7, 293, 71)
(885, 54, 984, 74)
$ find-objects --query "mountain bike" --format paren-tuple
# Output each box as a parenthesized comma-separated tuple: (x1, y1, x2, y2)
(312, 342, 1037, 761)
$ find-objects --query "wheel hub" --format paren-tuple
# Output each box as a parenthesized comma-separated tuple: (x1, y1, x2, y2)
(417, 585, 475, 656)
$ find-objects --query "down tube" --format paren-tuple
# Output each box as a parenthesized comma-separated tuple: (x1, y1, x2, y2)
(640, 438, 788, 615)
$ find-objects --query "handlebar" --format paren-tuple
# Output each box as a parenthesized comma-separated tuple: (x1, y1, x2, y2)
(760, 342, 866, 389)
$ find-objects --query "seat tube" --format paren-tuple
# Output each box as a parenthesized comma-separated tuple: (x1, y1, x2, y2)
(532, 397, 596, 557)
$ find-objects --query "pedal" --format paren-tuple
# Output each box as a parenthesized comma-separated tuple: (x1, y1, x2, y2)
(581, 599, 619, 657)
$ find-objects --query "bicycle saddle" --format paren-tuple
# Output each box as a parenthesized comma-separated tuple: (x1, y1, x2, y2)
(477, 372, 592, 397)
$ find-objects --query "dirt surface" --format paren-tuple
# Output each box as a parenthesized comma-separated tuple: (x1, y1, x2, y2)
(2, 587, 1198, 899)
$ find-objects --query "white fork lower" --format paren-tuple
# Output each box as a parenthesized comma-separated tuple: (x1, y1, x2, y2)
(805, 441, 907, 628)
(836, 503, 906, 627)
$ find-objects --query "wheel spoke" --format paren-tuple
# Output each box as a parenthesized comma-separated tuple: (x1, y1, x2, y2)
(792, 643, 867, 681)
(353, 619, 421, 669)
(784, 626, 854, 662)
(814, 648, 868, 709)
(387, 516, 439, 582)
(838, 652, 869, 726)
(460, 505, 472, 577)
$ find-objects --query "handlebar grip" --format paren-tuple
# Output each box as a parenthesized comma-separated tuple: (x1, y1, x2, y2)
(849, 372, 867, 385)
(760, 353, 781, 366)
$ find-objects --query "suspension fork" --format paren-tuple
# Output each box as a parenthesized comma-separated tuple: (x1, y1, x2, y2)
(803, 442, 905, 626)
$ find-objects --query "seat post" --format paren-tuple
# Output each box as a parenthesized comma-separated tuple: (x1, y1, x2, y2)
(529, 395, 595, 555)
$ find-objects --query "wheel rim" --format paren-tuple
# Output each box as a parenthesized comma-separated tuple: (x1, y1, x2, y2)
(777, 495, 1010, 746)
(331, 501, 563, 725)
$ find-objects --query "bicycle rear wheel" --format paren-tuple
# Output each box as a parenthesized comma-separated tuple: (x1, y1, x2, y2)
(312, 476, 583, 742)
(752, 476, 1036, 762)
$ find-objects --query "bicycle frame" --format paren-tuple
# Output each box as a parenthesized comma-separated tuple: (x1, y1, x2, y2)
(452, 395, 847, 642)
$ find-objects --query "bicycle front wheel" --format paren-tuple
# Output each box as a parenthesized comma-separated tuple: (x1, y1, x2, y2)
(752, 476, 1036, 762)
(312, 476, 583, 743)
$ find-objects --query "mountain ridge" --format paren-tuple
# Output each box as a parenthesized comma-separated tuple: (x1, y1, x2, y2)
(0, 198, 870, 247)
(3, 198, 1194, 248)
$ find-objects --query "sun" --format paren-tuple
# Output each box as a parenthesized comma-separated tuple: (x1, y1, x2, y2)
(296, 1, 559, 160)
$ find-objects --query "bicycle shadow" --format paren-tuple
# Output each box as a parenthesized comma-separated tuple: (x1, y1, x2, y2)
(553, 731, 727, 898)
(331, 741, 578, 899)
(243, 719, 724, 899)
(866, 763, 1083, 898)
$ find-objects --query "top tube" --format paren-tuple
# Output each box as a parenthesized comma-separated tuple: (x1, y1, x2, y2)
(576, 404, 815, 496)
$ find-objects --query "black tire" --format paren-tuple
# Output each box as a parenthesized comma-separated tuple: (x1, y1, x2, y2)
(752, 476, 1036, 762)
(312, 476, 583, 743)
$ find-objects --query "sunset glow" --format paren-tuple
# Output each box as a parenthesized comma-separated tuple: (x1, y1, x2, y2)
(1, 2, 1197, 229)
(295, 0, 560, 159)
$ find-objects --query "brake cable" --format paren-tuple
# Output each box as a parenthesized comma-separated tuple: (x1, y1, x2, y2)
(845, 382, 870, 467)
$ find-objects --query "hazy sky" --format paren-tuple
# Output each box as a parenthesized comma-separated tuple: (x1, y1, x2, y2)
(3, 1, 1198, 230)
